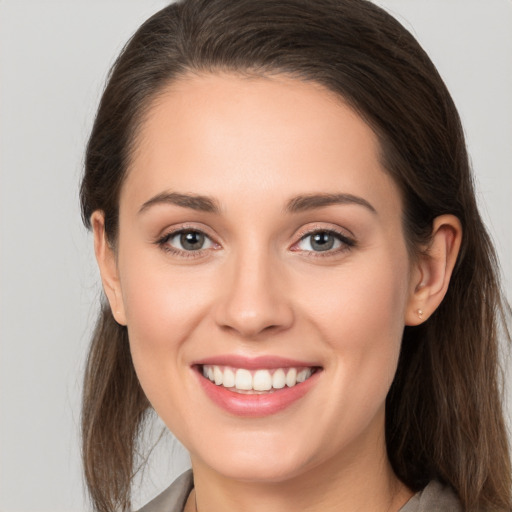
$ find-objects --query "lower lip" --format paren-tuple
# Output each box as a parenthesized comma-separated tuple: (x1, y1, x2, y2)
(195, 368, 321, 417)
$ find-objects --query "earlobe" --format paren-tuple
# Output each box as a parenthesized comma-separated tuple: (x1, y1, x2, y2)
(91, 211, 127, 326)
(405, 214, 462, 326)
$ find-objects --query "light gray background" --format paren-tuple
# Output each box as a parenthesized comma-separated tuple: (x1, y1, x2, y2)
(1, 1, 511, 511)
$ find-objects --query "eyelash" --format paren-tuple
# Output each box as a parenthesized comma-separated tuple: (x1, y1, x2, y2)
(155, 228, 217, 259)
(292, 227, 356, 257)
(155, 226, 356, 258)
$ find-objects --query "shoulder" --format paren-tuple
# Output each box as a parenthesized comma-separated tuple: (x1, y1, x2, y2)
(399, 480, 462, 512)
(137, 470, 194, 512)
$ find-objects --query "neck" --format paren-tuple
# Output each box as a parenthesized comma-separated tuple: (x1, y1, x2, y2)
(188, 422, 413, 512)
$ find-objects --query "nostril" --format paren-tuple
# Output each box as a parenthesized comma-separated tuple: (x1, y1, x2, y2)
(214, 296, 295, 339)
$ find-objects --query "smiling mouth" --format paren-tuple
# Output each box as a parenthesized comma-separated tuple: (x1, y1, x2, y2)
(200, 365, 320, 394)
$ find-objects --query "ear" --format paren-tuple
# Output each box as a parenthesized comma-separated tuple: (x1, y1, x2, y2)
(91, 211, 127, 326)
(405, 214, 462, 326)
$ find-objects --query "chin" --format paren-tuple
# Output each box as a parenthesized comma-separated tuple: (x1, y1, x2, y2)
(216, 461, 308, 484)
(196, 439, 317, 484)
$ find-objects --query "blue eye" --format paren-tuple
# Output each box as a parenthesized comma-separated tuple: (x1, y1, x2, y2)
(161, 230, 215, 252)
(296, 230, 354, 253)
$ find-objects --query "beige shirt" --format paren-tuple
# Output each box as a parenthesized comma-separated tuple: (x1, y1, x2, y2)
(138, 470, 462, 512)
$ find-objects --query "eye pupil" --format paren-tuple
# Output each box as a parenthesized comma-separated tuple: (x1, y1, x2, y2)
(311, 232, 335, 251)
(180, 231, 205, 250)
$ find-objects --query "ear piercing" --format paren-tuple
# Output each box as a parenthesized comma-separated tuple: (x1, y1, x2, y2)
(417, 309, 424, 320)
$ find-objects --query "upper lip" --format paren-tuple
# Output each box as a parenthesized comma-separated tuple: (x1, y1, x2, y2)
(192, 354, 321, 370)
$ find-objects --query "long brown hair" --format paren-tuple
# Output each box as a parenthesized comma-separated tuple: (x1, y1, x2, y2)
(80, 1, 512, 510)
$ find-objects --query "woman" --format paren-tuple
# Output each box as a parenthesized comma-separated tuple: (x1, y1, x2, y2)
(80, 0, 511, 511)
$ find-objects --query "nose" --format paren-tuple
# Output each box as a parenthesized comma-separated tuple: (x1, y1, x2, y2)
(213, 249, 294, 339)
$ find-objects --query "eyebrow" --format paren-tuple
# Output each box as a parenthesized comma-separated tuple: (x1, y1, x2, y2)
(138, 191, 376, 216)
(138, 192, 221, 214)
(285, 193, 377, 214)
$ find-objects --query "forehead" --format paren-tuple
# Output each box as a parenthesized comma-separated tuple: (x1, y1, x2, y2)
(122, 72, 400, 217)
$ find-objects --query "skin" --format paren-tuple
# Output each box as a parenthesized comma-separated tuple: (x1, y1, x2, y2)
(93, 73, 461, 512)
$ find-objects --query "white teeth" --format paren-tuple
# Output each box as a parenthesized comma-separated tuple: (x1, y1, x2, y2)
(214, 366, 223, 385)
(235, 369, 253, 390)
(297, 368, 312, 383)
(202, 365, 315, 392)
(272, 369, 286, 389)
(223, 368, 235, 388)
(253, 370, 272, 391)
(286, 368, 297, 387)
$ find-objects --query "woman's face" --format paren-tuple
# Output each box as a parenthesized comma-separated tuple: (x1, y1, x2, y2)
(109, 73, 420, 482)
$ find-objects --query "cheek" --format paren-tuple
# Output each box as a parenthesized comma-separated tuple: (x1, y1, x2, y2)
(122, 272, 183, 354)
(299, 253, 409, 341)
(305, 276, 406, 453)
(118, 261, 214, 440)
(297, 252, 410, 405)
(119, 241, 210, 342)
(116, 247, 211, 396)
